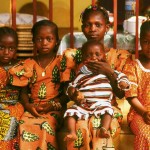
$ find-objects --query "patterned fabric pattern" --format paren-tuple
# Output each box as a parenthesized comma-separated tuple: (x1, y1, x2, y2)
(124, 59, 150, 150)
(0, 65, 24, 150)
(9, 57, 68, 150)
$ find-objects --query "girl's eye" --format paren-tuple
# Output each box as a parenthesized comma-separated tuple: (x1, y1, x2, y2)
(95, 23, 101, 27)
(143, 40, 149, 45)
(35, 37, 54, 42)
(0, 46, 15, 52)
(8, 47, 16, 52)
(46, 37, 53, 42)
(36, 38, 42, 42)
(0, 46, 5, 50)
(83, 24, 90, 28)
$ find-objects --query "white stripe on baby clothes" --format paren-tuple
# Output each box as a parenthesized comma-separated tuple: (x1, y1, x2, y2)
(90, 100, 112, 109)
(79, 83, 112, 90)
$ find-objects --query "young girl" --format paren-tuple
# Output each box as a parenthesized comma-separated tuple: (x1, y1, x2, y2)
(60, 4, 132, 150)
(123, 20, 150, 150)
(64, 40, 129, 141)
(0, 26, 24, 149)
(9, 20, 69, 150)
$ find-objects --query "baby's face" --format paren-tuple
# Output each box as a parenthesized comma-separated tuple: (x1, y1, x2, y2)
(82, 44, 106, 62)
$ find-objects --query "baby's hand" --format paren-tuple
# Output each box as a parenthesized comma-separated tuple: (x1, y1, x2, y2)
(76, 91, 85, 101)
(67, 86, 76, 98)
(67, 86, 85, 104)
(118, 81, 129, 90)
(73, 90, 85, 105)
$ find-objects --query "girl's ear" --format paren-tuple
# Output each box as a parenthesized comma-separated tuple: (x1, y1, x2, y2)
(33, 43, 38, 54)
(106, 24, 110, 33)
(13, 51, 17, 59)
(81, 24, 84, 32)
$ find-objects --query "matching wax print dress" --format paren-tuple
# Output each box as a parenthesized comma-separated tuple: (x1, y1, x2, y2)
(123, 59, 150, 150)
(60, 47, 131, 150)
(9, 56, 69, 150)
(0, 64, 24, 150)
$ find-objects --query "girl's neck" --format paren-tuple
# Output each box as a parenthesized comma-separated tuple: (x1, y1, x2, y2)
(98, 39, 110, 53)
(36, 52, 56, 69)
(38, 52, 55, 59)
(0, 59, 17, 67)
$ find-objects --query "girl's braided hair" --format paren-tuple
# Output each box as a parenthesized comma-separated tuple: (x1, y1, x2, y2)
(80, 4, 110, 24)
(31, 19, 59, 43)
(0, 26, 18, 44)
(140, 20, 150, 38)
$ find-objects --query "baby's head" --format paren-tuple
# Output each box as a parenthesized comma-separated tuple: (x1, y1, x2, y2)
(81, 40, 106, 63)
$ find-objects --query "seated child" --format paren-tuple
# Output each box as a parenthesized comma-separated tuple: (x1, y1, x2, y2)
(64, 40, 130, 141)
(0, 26, 24, 149)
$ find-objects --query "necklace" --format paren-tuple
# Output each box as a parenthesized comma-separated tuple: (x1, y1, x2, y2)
(37, 56, 55, 77)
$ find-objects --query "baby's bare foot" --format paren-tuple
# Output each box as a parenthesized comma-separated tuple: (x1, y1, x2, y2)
(99, 127, 110, 138)
(64, 133, 77, 141)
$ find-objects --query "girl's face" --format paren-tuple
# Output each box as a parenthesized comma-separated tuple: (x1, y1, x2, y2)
(82, 44, 106, 62)
(0, 35, 17, 64)
(82, 12, 109, 42)
(34, 26, 57, 55)
(140, 31, 150, 59)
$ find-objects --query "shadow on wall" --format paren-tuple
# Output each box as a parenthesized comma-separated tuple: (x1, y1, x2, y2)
(19, 1, 49, 18)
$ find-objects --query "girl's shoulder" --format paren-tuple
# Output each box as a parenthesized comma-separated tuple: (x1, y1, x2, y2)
(14, 57, 36, 66)
(62, 48, 78, 58)
(60, 48, 82, 70)
(24, 57, 37, 64)
(9, 58, 36, 74)
(108, 48, 131, 55)
(107, 48, 132, 61)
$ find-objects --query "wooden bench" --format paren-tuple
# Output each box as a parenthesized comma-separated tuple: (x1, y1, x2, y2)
(117, 99, 134, 150)
(57, 100, 134, 150)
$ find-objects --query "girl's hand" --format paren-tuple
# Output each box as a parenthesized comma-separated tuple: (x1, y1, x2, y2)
(143, 111, 150, 125)
(25, 103, 42, 117)
(86, 60, 125, 99)
(73, 90, 85, 105)
(67, 86, 76, 98)
(85, 60, 112, 76)
(37, 103, 54, 114)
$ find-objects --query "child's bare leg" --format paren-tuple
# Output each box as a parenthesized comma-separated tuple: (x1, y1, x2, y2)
(99, 113, 112, 138)
(64, 116, 77, 141)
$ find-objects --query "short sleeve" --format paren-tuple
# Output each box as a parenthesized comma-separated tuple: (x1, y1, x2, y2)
(107, 48, 132, 72)
(123, 60, 138, 98)
(61, 48, 82, 82)
(9, 58, 34, 87)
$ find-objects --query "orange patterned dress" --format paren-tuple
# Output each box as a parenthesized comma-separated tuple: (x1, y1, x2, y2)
(124, 59, 150, 150)
(9, 56, 68, 150)
(60, 48, 131, 150)
(0, 65, 24, 150)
